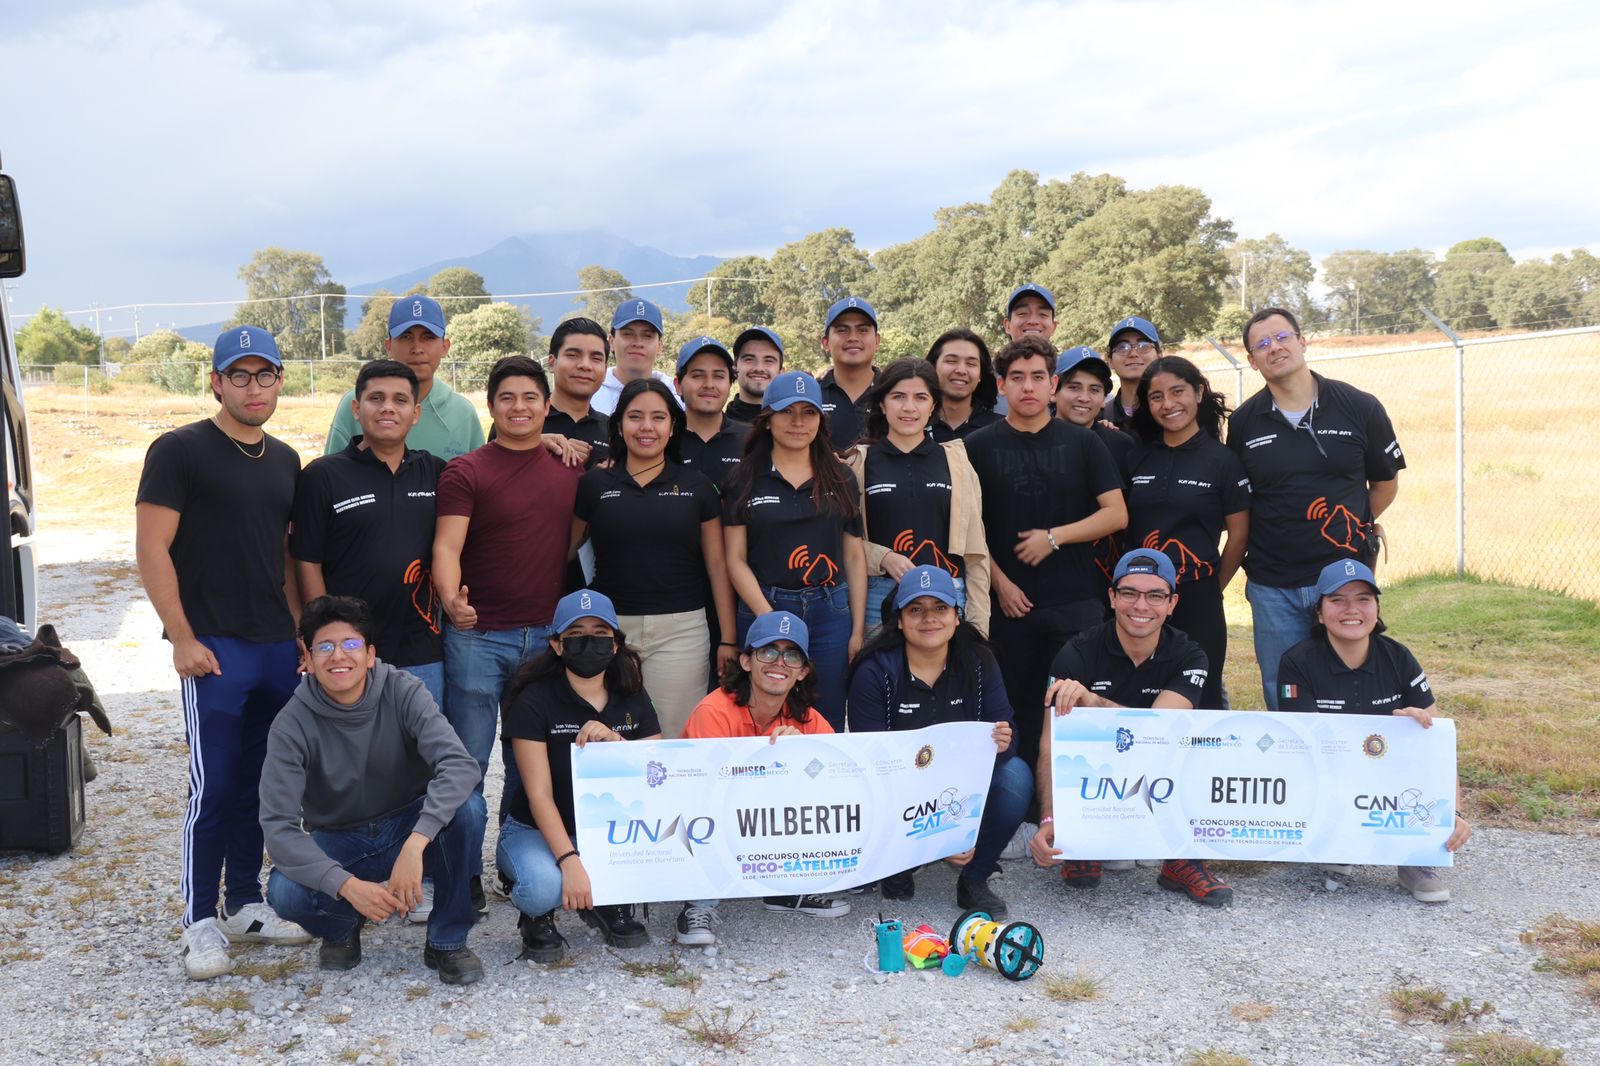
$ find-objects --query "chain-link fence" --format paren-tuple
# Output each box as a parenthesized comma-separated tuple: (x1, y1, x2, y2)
(21, 319, 1600, 601)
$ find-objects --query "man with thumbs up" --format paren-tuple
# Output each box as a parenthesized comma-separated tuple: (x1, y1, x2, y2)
(433, 356, 582, 918)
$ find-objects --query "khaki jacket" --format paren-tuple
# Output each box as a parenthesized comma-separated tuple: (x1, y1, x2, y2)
(846, 440, 991, 636)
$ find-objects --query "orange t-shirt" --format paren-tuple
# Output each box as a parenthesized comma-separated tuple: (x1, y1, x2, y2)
(682, 688, 835, 739)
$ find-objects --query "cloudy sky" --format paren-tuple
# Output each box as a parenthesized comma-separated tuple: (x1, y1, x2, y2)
(3, 0, 1595, 330)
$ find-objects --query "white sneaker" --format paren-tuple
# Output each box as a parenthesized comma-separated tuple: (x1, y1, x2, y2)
(406, 880, 435, 925)
(1103, 860, 1136, 872)
(1398, 865, 1451, 903)
(675, 903, 720, 946)
(219, 902, 313, 945)
(1000, 821, 1037, 862)
(1322, 864, 1356, 876)
(181, 917, 234, 981)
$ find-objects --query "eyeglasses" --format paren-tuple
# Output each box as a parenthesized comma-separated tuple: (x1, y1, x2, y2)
(1113, 588, 1171, 606)
(752, 645, 807, 668)
(223, 367, 283, 388)
(1111, 340, 1157, 356)
(311, 637, 367, 657)
(1251, 330, 1300, 352)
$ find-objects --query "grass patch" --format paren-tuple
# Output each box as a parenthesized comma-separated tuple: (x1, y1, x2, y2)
(1229, 1002, 1276, 1022)
(1388, 983, 1494, 1024)
(190, 1022, 245, 1048)
(185, 990, 252, 1013)
(1042, 969, 1101, 1002)
(405, 985, 430, 1001)
(1523, 914, 1600, 1000)
(1447, 1033, 1566, 1065)
(1003, 1014, 1039, 1033)
(677, 1006, 769, 1052)
(233, 955, 305, 982)
(1189, 1052, 1250, 1066)
(617, 951, 701, 990)
(540, 1013, 561, 1026)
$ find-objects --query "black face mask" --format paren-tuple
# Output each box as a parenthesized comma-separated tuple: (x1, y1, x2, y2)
(561, 635, 616, 679)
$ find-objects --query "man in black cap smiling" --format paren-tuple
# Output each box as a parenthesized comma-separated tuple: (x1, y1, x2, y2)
(728, 325, 783, 424)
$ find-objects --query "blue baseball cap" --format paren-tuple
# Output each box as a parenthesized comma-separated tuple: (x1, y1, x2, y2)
(213, 325, 282, 371)
(1316, 559, 1381, 598)
(745, 611, 810, 656)
(1007, 283, 1056, 314)
(1112, 550, 1178, 592)
(389, 295, 447, 339)
(824, 296, 878, 332)
(1109, 315, 1161, 350)
(675, 335, 733, 375)
(733, 325, 784, 358)
(1055, 345, 1111, 387)
(611, 299, 663, 333)
(551, 588, 620, 634)
(894, 566, 960, 611)
(762, 370, 823, 412)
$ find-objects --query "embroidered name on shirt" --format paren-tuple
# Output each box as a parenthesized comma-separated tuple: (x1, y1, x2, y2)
(405, 490, 435, 498)
(748, 495, 781, 507)
(600, 490, 622, 500)
(1244, 434, 1278, 449)
(332, 494, 376, 513)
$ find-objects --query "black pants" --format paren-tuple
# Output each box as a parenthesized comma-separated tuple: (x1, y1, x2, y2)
(989, 597, 1106, 774)
(1168, 575, 1227, 710)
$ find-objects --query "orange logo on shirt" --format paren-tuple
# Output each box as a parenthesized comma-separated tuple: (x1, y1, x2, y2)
(405, 558, 442, 635)
(1306, 497, 1369, 554)
(891, 530, 959, 576)
(787, 545, 839, 586)
(1140, 531, 1213, 582)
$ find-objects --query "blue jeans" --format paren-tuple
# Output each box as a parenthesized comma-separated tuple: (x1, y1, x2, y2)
(964, 755, 1033, 881)
(266, 793, 485, 951)
(1245, 580, 1321, 711)
(864, 575, 967, 636)
(736, 583, 853, 731)
(441, 624, 554, 874)
(495, 815, 564, 918)
(400, 660, 446, 715)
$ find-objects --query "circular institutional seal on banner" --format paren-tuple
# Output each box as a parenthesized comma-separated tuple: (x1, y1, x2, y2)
(1362, 733, 1388, 759)
(915, 745, 935, 769)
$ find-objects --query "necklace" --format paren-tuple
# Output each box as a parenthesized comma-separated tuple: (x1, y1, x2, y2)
(628, 457, 665, 484)
(214, 418, 267, 460)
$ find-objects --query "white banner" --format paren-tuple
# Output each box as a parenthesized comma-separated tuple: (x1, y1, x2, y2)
(572, 722, 998, 905)
(1049, 708, 1458, 866)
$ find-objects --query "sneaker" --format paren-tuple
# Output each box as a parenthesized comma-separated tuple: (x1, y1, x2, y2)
(219, 902, 313, 945)
(180, 917, 233, 981)
(1398, 865, 1451, 903)
(880, 871, 916, 901)
(469, 875, 488, 922)
(1103, 860, 1136, 872)
(579, 904, 650, 948)
(955, 876, 1009, 921)
(319, 926, 362, 972)
(999, 821, 1037, 862)
(423, 944, 485, 986)
(1134, 859, 1162, 868)
(405, 880, 435, 925)
(1322, 864, 1356, 876)
(1157, 859, 1234, 907)
(762, 894, 850, 918)
(844, 881, 878, 895)
(674, 903, 720, 947)
(518, 911, 567, 962)
(1060, 860, 1102, 889)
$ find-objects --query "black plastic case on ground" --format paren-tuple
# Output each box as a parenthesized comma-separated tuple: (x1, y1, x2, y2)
(0, 713, 85, 853)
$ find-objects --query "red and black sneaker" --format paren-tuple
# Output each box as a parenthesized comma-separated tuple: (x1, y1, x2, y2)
(1157, 859, 1234, 907)
(1060, 860, 1102, 889)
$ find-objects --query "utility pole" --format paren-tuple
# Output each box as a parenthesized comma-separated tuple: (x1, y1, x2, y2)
(132, 305, 142, 343)
(93, 304, 105, 366)
(319, 292, 328, 359)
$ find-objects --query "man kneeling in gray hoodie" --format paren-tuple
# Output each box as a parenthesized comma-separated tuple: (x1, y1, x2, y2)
(260, 595, 486, 985)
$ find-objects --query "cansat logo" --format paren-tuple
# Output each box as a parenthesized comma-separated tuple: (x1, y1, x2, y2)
(787, 546, 839, 586)
(404, 559, 442, 635)
(1139, 531, 1213, 581)
(1306, 497, 1371, 554)
(891, 530, 959, 576)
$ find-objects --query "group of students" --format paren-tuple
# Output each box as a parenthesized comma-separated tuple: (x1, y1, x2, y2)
(134, 284, 1471, 987)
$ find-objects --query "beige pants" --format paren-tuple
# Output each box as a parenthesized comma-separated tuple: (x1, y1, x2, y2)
(617, 609, 713, 740)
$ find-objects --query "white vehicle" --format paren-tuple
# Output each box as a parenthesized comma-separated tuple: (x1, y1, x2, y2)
(0, 156, 36, 632)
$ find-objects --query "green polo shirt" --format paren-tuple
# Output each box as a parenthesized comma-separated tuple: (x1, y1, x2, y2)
(324, 377, 485, 461)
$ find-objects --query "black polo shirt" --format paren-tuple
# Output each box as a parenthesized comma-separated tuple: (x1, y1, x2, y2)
(543, 404, 612, 467)
(725, 396, 763, 424)
(1226, 372, 1404, 588)
(964, 418, 1124, 608)
(575, 462, 721, 614)
(1278, 633, 1433, 714)
(930, 407, 1002, 444)
(1103, 395, 1137, 432)
(1094, 422, 1136, 470)
(501, 674, 659, 836)
(862, 437, 962, 577)
(1050, 621, 1209, 709)
(1125, 433, 1251, 586)
(291, 441, 446, 667)
(680, 416, 749, 493)
(847, 644, 1012, 733)
(817, 367, 876, 447)
(725, 465, 863, 589)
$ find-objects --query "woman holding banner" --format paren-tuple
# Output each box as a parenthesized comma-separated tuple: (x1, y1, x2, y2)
(846, 565, 1025, 919)
(497, 589, 660, 962)
(1277, 559, 1473, 902)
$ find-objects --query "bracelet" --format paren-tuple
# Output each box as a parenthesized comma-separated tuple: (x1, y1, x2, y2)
(1044, 529, 1060, 551)
(555, 850, 579, 867)
(718, 641, 737, 647)
(1039, 816, 1054, 825)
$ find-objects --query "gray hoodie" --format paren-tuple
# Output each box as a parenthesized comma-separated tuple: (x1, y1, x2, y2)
(259, 660, 481, 899)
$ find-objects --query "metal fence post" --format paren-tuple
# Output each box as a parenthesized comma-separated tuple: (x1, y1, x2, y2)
(1420, 307, 1465, 578)
(1204, 336, 1246, 407)
(82, 365, 89, 416)
(308, 360, 316, 399)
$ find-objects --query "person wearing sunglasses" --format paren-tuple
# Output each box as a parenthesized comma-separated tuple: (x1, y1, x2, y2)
(260, 595, 485, 985)
(1104, 315, 1163, 432)
(675, 611, 847, 946)
(1028, 551, 1235, 908)
(1227, 307, 1404, 710)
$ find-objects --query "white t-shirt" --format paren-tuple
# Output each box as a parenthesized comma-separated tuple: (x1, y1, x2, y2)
(591, 368, 683, 415)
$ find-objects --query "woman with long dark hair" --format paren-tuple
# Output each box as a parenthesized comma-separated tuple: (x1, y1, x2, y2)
(1124, 356, 1251, 708)
(845, 357, 990, 638)
(925, 328, 1000, 442)
(723, 371, 867, 730)
(496, 590, 660, 962)
(570, 378, 735, 737)
(847, 566, 1026, 916)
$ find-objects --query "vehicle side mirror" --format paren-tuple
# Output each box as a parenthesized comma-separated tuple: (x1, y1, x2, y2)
(0, 175, 25, 279)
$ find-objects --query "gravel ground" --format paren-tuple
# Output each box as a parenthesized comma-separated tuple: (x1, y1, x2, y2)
(3, 528, 1598, 1066)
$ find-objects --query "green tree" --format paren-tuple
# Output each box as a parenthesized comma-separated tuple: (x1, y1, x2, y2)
(447, 302, 532, 366)
(574, 266, 633, 326)
(764, 228, 873, 340)
(16, 306, 97, 365)
(877, 325, 923, 363)
(102, 336, 132, 362)
(127, 330, 211, 393)
(1432, 238, 1513, 331)
(1554, 249, 1600, 325)
(1489, 260, 1563, 330)
(686, 256, 772, 325)
(229, 247, 347, 359)
(1223, 233, 1316, 323)
(347, 290, 397, 361)
(427, 267, 490, 324)
(1320, 250, 1436, 334)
